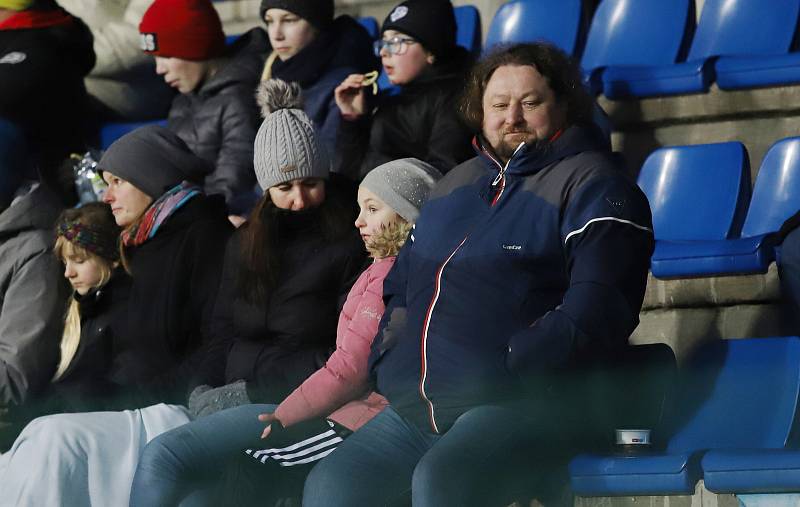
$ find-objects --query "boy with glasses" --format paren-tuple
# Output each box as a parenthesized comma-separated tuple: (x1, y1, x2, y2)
(334, 0, 474, 180)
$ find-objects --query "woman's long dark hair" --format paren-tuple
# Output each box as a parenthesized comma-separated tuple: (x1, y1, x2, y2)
(237, 175, 356, 304)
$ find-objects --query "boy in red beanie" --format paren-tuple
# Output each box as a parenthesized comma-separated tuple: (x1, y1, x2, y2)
(139, 0, 268, 219)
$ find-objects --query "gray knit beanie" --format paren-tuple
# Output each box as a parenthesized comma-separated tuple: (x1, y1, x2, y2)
(360, 158, 441, 222)
(253, 79, 330, 191)
(97, 125, 211, 199)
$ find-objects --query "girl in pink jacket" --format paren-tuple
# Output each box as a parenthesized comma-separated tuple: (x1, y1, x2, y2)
(129, 158, 441, 506)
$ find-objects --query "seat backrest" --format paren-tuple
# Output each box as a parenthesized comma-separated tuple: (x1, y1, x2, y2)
(742, 137, 800, 237)
(637, 142, 751, 241)
(666, 337, 800, 453)
(485, 0, 583, 55)
(357, 16, 380, 40)
(455, 5, 482, 54)
(581, 0, 692, 73)
(687, 0, 800, 61)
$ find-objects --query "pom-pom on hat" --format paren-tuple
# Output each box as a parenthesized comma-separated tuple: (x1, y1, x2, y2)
(253, 79, 330, 191)
(360, 158, 440, 223)
(259, 0, 334, 31)
(97, 125, 212, 200)
(139, 0, 225, 60)
(381, 0, 457, 60)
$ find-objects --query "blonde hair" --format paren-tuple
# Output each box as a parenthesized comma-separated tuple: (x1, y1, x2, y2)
(365, 220, 411, 259)
(52, 236, 116, 381)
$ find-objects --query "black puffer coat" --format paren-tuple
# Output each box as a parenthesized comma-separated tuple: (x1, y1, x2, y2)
(194, 180, 367, 403)
(52, 269, 131, 407)
(0, 6, 95, 168)
(167, 28, 266, 215)
(108, 194, 233, 407)
(336, 47, 474, 180)
(4, 270, 131, 436)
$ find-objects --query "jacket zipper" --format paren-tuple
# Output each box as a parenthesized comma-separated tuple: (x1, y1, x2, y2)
(417, 143, 523, 433)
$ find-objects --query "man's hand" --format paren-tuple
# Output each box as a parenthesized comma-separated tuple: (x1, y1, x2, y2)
(258, 412, 279, 439)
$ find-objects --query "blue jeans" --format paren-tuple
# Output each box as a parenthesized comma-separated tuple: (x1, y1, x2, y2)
(302, 404, 569, 507)
(130, 404, 275, 507)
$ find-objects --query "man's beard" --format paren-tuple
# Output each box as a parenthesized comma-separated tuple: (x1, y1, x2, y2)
(494, 132, 550, 161)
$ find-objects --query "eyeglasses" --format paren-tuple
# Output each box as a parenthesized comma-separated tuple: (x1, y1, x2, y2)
(373, 36, 419, 56)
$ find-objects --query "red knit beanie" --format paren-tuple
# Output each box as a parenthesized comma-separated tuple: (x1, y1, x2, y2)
(139, 0, 225, 60)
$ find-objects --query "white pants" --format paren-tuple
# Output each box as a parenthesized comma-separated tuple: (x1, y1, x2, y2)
(0, 404, 190, 507)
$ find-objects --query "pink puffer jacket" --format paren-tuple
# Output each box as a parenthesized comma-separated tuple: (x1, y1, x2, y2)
(274, 257, 394, 430)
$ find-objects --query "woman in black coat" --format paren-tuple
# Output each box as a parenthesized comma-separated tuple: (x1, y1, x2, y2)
(188, 79, 366, 414)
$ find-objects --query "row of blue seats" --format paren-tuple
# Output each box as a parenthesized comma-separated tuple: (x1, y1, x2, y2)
(639, 137, 800, 278)
(488, 0, 800, 99)
(570, 336, 800, 496)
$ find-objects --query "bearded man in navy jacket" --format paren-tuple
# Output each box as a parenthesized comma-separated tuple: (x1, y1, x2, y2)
(303, 42, 655, 507)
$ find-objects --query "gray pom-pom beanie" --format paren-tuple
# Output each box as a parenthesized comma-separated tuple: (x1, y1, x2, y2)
(253, 79, 330, 191)
(360, 158, 441, 222)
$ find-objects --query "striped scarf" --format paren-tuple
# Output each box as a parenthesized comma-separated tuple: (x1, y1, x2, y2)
(121, 181, 201, 247)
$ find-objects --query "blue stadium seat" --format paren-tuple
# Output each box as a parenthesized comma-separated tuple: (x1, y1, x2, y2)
(604, 0, 800, 98)
(357, 16, 379, 40)
(580, 0, 692, 95)
(570, 337, 800, 496)
(484, 0, 583, 55)
(646, 137, 800, 277)
(638, 142, 752, 278)
(99, 120, 168, 150)
(742, 137, 800, 239)
(712, 0, 800, 90)
(454, 5, 482, 55)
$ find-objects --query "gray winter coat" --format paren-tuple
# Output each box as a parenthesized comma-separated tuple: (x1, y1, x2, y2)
(0, 185, 70, 408)
(167, 28, 266, 215)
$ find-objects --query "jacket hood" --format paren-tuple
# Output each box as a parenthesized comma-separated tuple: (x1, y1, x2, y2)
(326, 15, 380, 75)
(399, 45, 472, 92)
(474, 123, 612, 177)
(201, 27, 268, 96)
(0, 184, 63, 239)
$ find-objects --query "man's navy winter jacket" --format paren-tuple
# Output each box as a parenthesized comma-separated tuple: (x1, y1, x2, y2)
(368, 125, 655, 434)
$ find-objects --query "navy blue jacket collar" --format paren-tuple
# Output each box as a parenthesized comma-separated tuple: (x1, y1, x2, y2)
(473, 123, 611, 178)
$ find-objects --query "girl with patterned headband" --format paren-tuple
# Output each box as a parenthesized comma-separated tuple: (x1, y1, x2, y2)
(0, 203, 129, 443)
(52, 202, 124, 382)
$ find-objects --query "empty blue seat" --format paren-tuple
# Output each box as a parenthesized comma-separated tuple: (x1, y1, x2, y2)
(357, 16, 379, 40)
(454, 5, 482, 55)
(580, 0, 692, 95)
(638, 142, 752, 278)
(648, 137, 800, 277)
(713, 0, 800, 90)
(485, 0, 583, 55)
(99, 120, 168, 150)
(604, 0, 800, 98)
(570, 337, 800, 496)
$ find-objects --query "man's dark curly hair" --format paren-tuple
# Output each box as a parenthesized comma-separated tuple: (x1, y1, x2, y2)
(460, 42, 594, 132)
